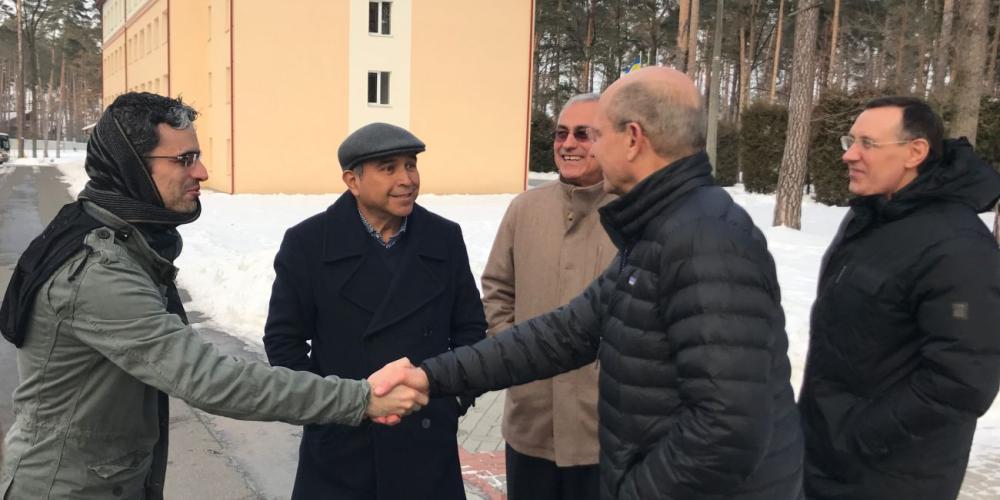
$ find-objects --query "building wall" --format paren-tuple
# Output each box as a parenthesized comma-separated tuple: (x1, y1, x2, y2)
(123, 0, 169, 95)
(410, 1, 533, 194)
(101, 0, 168, 101)
(99, 0, 533, 195)
(102, 34, 126, 106)
(232, 1, 350, 194)
(163, 0, 233, 194)
(348, 0, 411, 132)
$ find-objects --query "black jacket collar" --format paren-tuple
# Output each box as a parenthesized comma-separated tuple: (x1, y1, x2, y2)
(322, 191, 448, 263)
(320, 191, 449, 337)
(599, 151, 714, 249)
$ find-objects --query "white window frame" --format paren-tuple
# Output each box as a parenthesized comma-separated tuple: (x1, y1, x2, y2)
(367, 71, 391, 106)
(368, 1, 391, 36)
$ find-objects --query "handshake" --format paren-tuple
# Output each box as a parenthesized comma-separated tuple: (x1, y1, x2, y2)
(365, 357, 431, 425)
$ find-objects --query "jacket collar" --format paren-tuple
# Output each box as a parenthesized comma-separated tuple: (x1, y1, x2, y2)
(322, 192, 447, 262)
(599, 151, 714, 249)
(558, 179, 613, 231)
(321, 192, 449, 337)
(82, 200, 179, 284)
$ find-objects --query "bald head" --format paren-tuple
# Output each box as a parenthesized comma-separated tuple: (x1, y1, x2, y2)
(602, 66, 706, 158)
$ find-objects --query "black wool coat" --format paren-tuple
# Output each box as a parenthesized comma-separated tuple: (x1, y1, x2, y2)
(421, 152, 805, 500)
(799, 138, 1000, 500)
(264, 191, 486, 500)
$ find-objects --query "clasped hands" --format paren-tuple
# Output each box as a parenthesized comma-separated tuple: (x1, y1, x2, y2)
(365, 357, 431, 425)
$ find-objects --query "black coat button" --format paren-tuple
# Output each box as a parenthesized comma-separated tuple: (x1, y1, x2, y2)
(421, 418, 431, 429)
(112, 485, 123, 496)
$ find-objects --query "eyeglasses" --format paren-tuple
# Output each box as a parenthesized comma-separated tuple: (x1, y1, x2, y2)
(142, 152, 201, 167)
(554, 127, 591, 143)
(839, 136, 911, 152)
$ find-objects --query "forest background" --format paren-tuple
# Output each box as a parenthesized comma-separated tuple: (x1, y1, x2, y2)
(0, 0, 998, 231)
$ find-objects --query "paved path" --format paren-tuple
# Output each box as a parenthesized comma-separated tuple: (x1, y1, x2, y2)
(4, 164, 1000, 499)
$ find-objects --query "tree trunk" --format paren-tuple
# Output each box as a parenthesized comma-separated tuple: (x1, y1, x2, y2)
(894, 5, 909, 93)
(875, 15, 891, 88)
(828, 0, 841, 89)
(707, 0, 724, 170)
(934, 0, 955, 97)
(57, 51, 65, 158)
(951, 0, 990, 143)
(739, 26, 748, 112)
(0, 61, 7, 121)
(43, 45, 55, 158)
(774, 0, 820, 229)
(531, 17, 543, 114)
(581, 0, 596, 92)
(987, 0, 1000, 94)
(914, 31, 931, 97)
(687, 0, 700, 78)
(769, 0, 785, 103)
(677, 0, 690, 72)
(817, 19, 831, 91)
(15, 0, 25, 158)
(744, 0, 760, 110)
(29, 37, 39, 158)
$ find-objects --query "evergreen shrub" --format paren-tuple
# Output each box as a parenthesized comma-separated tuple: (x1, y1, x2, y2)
(530, 110, 557, 172)
(740, 102, 787, 194)
(810, 90, 864, 206)
(714, 120, 740, 186)
(974, 97, 1000, 173)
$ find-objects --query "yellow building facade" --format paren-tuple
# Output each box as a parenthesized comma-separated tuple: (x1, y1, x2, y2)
(99, 0, 535, 194)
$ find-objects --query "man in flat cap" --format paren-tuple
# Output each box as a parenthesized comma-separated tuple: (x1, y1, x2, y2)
(264, 122, 487, 500)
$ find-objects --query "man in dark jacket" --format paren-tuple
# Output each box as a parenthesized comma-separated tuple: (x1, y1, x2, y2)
(371, 66, 804, 499)
(263, 122, 487, 500)
(798, 96, 1000, 500)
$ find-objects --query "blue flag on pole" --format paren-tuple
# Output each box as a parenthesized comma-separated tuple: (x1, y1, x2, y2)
(624, 56, 641, 74)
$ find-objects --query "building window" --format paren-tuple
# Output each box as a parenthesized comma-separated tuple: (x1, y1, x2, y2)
(368, 1, 390, 35)
(367, 71, 390, 105)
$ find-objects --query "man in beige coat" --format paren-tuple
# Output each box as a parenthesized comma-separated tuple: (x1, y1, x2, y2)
(481, 93, 616, 500)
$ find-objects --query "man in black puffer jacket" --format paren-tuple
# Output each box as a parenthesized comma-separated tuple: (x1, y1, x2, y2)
(799, 97, 1000, 500)
(369, 67, 804, 499)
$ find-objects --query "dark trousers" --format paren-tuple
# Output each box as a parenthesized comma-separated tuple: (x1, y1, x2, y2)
(505, 444, 600, 500)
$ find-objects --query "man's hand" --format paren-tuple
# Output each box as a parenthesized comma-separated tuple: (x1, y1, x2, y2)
(367, 357, 431, 425)
(365, 380, 428, 425)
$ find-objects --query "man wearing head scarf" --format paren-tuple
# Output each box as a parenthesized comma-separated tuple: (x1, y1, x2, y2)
(0, 93, 427, 499)
(262, 122, 487, 500)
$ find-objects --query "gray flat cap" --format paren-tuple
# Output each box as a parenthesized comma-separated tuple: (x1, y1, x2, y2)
(337, 122, 426, 170)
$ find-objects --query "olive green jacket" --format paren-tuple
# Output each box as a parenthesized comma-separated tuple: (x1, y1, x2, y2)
(1, 202, 371, 499)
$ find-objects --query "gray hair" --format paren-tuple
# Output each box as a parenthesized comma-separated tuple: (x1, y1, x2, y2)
(605, 81, 706, 157)
(563, 93, 600, 109)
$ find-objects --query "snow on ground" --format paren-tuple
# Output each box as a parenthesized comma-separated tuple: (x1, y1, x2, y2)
(7, 150, 86, 167)
(54, 160, 1000, 467)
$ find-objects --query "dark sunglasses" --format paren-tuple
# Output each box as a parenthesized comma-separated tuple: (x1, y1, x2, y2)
(142, 152, 201, 167)
(554, 127, 591, 143)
